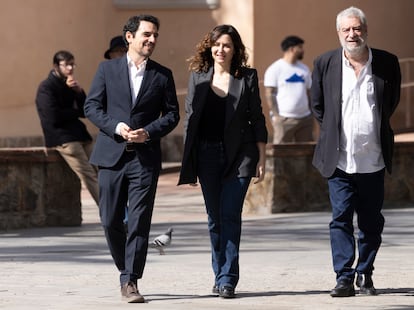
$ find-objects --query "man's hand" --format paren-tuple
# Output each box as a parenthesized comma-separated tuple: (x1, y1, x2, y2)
(119, 123, 132, 140)
(66, 75, 83, 93)
(127, 128, 150, 143)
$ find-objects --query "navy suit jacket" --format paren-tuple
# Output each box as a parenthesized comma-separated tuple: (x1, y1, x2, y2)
(311, 48, 401, 178)
(178, 67, 268, 184)
(84, 56, 180, 169)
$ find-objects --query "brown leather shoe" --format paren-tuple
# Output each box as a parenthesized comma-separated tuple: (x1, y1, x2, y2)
(121, 281, 145, 303)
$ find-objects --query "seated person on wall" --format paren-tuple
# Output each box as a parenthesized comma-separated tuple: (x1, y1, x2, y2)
(35, 50, 99, 206)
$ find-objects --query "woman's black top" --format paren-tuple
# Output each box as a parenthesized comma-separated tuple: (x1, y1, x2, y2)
(198, 87, 227, 142)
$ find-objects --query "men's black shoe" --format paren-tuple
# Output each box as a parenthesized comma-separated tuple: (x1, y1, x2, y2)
(330, 280, 355, 297)
(212, 284, 219, 295)
(219, 285, 235, 298)
(356, 274, 377, 295)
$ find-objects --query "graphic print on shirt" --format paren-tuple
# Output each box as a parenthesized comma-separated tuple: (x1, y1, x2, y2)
(285, 73, 305, 83)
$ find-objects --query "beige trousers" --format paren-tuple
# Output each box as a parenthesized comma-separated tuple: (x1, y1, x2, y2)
(272, 114, 314, 144)
(56, 141, 99, 205)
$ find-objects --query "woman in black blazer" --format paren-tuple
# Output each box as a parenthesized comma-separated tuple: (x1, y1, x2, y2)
(178, 24, 268, 298)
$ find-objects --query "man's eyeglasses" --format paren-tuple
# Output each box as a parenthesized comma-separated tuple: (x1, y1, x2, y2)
(59, 63, 76, 69)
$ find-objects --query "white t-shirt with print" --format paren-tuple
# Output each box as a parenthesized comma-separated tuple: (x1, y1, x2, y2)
(264, 59, 312, 118)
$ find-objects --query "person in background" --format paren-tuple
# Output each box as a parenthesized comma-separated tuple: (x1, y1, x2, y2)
(84, 15, 179, 303)
(104, 35, 128, 60)
(178, 24, 267, 299)
(264, 35, 313, 143)
(35, 50, 99, 206)
(311, 6, 401, 297)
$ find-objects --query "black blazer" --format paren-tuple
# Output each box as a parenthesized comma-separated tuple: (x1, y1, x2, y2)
(84, 56, 180, 169)
(35, 71, 92, 147)
(178, 67, 268, 185)
(311, 48, 401, 178)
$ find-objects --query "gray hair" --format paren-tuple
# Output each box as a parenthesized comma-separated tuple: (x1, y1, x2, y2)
(336, 6, 367, 31)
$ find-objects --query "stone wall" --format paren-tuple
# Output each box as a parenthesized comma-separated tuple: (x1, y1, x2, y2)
(0, 148, 81, 230)
(244, 142, 414, 214)
(0, 135, 184, 162)
(2, 139, 413, 223)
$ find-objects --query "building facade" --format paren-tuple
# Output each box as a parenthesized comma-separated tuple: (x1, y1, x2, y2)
(1, 0, 413, 147)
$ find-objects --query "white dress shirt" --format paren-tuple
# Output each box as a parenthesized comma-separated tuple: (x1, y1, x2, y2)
(128, 54, 147, 106)
(115, 55, 147, 135)
(337, 48, 385, 174)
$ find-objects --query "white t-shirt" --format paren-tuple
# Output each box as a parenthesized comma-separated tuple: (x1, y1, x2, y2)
(264, 59, 312, 118)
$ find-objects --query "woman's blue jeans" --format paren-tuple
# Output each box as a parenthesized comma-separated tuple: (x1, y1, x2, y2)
(197, 141, 251, 289)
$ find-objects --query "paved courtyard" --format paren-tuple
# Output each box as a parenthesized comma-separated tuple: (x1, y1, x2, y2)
(1, 171, 414, 309)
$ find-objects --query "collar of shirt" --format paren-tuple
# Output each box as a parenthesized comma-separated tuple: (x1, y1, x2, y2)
(343, 47, 372, 74)
(127, 54, 147, 76)
(341, 47, 373, 100)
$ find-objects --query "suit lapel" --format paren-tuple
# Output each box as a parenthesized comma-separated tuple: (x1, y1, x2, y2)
(373, 76, 384, 110)
(371, 51, 384, 109)
(133, 59, 155, 110)
(331, 49, 343, 124)
(117, 56, 133, 107)
(225, 75, 243, 127)
(193, 68, 213, 112)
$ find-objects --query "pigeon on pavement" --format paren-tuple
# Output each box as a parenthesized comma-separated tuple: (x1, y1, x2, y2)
(149, 227, 173, 255)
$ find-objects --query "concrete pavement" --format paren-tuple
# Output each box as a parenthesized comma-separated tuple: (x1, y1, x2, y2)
(1, 171, 414, 310)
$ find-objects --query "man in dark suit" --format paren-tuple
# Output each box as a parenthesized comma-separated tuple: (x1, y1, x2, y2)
(84, 15, 179, 303)
(311, 7, 401, 297)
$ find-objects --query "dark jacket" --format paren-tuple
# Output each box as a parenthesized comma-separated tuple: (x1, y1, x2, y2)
(35, 70, 92, 147)
(178, 67, 268, 185)
(84, 56, 180, 169)
(311, 47, 401, 178)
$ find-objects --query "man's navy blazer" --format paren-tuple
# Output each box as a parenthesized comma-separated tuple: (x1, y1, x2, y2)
(311, 47, 401, 178)
(84, 56, 180, 169)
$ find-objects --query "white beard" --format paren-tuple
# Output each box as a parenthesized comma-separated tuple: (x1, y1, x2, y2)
(341, 37, 367, 57)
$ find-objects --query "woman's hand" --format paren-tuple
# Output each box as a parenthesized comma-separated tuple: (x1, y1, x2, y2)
(253, 142, 266, 184)
(253, 160, 265, 184)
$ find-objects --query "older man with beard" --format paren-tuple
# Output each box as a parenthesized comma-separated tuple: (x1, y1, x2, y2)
(310, 6, 401, 297)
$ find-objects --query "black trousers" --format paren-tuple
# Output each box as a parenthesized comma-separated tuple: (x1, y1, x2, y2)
(98, 151, 159, 286)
